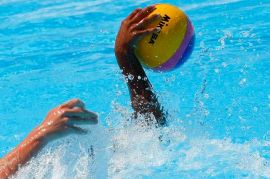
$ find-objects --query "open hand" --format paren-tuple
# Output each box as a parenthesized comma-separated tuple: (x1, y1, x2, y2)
(39, 99, 98, 138)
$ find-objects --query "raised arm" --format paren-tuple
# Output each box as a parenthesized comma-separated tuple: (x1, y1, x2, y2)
(114, 6, 166, 125)
(0, 99, 98, 179)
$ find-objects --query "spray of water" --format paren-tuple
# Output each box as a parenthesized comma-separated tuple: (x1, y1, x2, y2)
(12, 102, 270, 178)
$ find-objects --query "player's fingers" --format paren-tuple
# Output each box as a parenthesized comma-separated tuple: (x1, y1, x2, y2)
(133, 14, 160, 30)
(127, 8, 142, 20)
(131, 5, 156, 23)
(67, 116, 98, 125)
(61, 99, 85, 109)
(64, 108, 98, 124)
(134, 27, 158, 39)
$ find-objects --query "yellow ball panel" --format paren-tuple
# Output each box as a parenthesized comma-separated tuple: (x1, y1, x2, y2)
(135, 4, 188, 68)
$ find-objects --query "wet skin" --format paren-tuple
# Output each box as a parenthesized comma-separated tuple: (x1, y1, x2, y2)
(0, 99, 98, 179)
(115, 5, 166, 126)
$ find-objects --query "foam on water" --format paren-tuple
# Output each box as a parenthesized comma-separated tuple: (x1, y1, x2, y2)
(12, 105, 270, 178)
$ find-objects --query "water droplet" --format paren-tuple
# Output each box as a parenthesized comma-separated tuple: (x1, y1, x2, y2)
(127, 74, 134, 80)
(116, 90, 122, 96)
(253, 107, 258, 112)
(214, 69, 220, 73)
(239, 78, 247, 86)
(221, 62, 228, 68)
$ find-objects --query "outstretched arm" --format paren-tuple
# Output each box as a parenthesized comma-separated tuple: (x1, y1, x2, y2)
(0, 99, 98, 179)
(114, 5, 166, 125)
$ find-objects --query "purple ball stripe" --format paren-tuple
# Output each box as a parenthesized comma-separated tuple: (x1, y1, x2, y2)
(154, 18, 195, 71)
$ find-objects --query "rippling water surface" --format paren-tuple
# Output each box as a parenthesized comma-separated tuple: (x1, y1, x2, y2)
(0, 0, 270, 178)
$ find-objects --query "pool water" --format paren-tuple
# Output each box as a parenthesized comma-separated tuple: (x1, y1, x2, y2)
(0, 0, 270, 178)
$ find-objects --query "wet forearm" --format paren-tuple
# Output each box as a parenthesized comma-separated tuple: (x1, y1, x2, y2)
(115, 50, 154, 99)
(115, 50, 166, 125)
(0, 99, 98, 179)
(0, 126, 45, 178)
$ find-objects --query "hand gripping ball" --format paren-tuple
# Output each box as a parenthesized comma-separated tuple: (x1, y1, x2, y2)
(134, 4, 195, 72)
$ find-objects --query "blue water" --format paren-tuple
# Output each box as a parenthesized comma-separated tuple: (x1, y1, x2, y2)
(0, 0, 270, 178)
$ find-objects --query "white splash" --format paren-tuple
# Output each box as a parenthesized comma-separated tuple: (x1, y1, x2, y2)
(12, 109, 270, 179)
